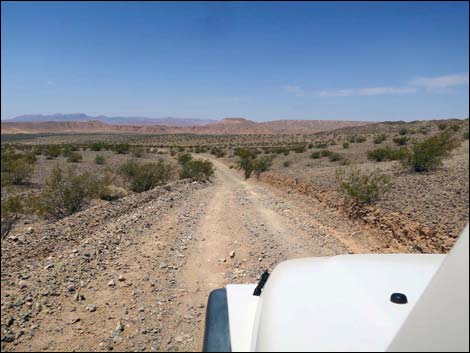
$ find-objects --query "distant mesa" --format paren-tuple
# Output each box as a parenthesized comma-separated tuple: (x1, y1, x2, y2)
(1, 113, 372, 135)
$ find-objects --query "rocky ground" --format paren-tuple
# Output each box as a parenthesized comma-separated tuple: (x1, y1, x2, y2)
(1, 155, 402, 352)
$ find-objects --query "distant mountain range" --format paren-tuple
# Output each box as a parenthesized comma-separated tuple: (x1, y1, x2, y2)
(1, 116, 372, 135)
(3, 114, 216, 127)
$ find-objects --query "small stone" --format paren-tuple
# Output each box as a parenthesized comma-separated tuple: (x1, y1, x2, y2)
(18, 280, 28, 289)
(108, 279, 115, 287)
(74, 293, 85, 301)
(118, 274, 125, 282)
(6, 317, 14, 327)
(44, 263, 54, 270)
(229, 251, 235, 259)
(116, 321, 124, 332)
(2, 334, 15, 342)
(86, 304, 97, 312)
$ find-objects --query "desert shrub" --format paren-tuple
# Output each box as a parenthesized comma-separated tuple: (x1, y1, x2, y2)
(194, 145, 207, 154)
(373, 134, 388, 144)
(292, 144, 306, 153)
(320, 149, 333, 157)
(342, 142, 350, 149)
(403, 132, 458, 172)
(44, 145, 62, 159)
(180, 159, 214, 182)
(99, 185, 128, 201)
(1, 195, 23, 239)
(347, 135, 357, 143)
(393, 136, 409, 146)
(367, 148, 388, 162)
(399, 128, 409, 136)
(23, 151, 37, 163)
(95, 155, 106, 165)
(177, 153, 193, 165)
(67, 152, 83, 163)
(131, 148, 144, 158)
(118, 159, 140, 178)
(336, 168, 391, 204)
(130, 161, 173, 192)
(235, 148, 256, 179)
(314, 142, 329, 149)
(90, 142, 107, 151)
(234, 147, 257, 159)
(238, 157, 254, 179)
(418, 127, 429, 135)
(62, 145, 78, 157)
(252, 156, 272, 179)
(112, 143, 130, 154)
(32, 145, 44, 155)
(34, 166, 103, 219)
(310, 151, 321, 159)
(1, 159, 34, 185)
(283, 161, 291, 167)
(437, 122, 448, 131)
(367, 147, 409, 162)
(328, 152, 342, 162)
(464, 131, 469, 140)
(210, 147, 226, 158)
(356, 135, 367, 143)
(449, 124, 462, 133)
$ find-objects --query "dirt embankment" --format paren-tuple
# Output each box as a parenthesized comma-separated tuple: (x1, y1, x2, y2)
(257, 171, 458, 253)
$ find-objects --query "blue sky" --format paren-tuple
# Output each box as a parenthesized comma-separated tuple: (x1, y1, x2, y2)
(1, 1, 469, 121)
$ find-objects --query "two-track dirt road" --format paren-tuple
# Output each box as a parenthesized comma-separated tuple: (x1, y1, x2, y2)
(3, 156, 392, 352)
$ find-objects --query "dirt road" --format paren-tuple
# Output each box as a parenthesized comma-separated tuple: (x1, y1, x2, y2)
(2, 157, 392, 352)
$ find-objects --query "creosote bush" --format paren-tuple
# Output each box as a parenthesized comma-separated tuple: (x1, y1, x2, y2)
(1, 150, 34, 185)
(119, 159, 173, 192)
(112, 143, 130, 154)
(67, 152, 83, 163)
(180, 159, 215, 182)
(367, 147, 409, 162)
(252, 156, 272, 179)
(310, 151, 321, 159)
(34, 166, 104, 220)
(336, 167, 391, 204)
(44, 145, 62, 159)
(373, 134, 388, 144)
(403, 132, 458, 172)
(1, 195, 23, 239)
(177, 153, 193, 165)
(393, 136, 409, 146)
(95, 154, 106, 165)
